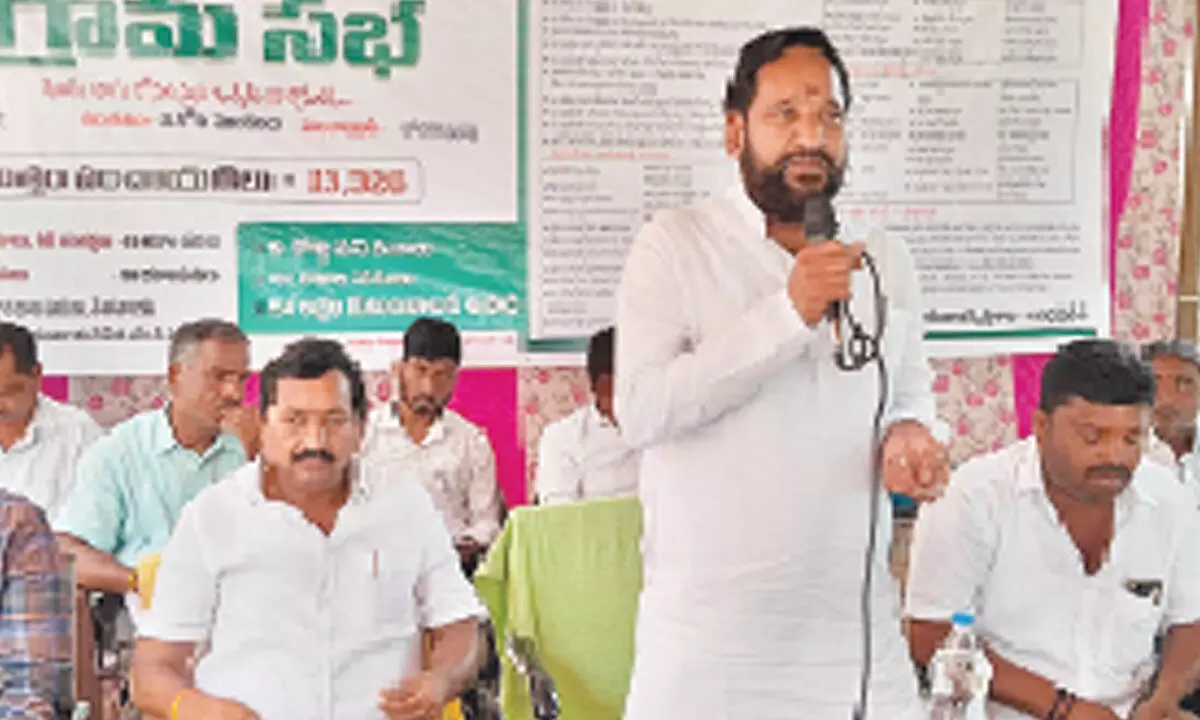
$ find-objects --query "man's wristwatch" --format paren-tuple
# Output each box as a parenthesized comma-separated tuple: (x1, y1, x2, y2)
(127, 568, 139, 594)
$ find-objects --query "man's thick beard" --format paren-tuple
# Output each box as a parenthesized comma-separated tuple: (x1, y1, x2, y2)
(740, 146, 845, 224)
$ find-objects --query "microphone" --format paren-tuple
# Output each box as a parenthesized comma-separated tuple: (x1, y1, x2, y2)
(802, 195, 846, 327)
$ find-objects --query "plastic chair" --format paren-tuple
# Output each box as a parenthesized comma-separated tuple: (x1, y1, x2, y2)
(63, 555, 91, 719)
(475, 497, 643, 720)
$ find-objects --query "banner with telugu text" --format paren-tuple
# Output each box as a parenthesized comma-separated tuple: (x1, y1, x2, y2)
(524, 0, 1117, 357)
(0, 0, 1121, 371)
(0, 0, 522, 374)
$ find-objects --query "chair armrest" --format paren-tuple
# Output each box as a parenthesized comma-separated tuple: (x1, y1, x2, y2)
(505, 636, 561, 720)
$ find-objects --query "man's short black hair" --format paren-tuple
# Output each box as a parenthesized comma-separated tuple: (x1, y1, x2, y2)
(403, 317, 462, 365)
(1142, 339, 1200, 370)
(259, 337, 368, 420)
(0, 322, 37, 375)
(586, 327, 615, 385)
(723, 27, 852, 114)
(1040, 339, 1155, 413)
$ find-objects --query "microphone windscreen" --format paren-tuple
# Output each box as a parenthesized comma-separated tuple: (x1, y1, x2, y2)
(802, 196, 839, 243)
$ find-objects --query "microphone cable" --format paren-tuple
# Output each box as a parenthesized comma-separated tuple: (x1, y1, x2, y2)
(801, 196, 892, 720)
(837, 249, 888, 720)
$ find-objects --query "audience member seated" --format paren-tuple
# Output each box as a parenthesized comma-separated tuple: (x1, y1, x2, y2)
(1142, 340, 1200, 502)
(0, 322, 103, 517)
(535, 327, 639, 504)
(53, 319, 250, 606)
(0, 490, 72, 718)
(362, 317, 503, 576)
(220, 404, 262, 461)
(132, 338, 483, 720)
(906, 339, 1200, 719)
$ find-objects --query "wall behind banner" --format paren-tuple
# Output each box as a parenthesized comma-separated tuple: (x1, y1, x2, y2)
(30, 0, 1195, 504)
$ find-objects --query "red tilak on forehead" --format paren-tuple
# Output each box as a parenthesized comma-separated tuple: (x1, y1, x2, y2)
(779, 67, 844, 112)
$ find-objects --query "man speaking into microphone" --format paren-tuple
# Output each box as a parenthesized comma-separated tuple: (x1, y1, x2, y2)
(616, 27, 949, 719)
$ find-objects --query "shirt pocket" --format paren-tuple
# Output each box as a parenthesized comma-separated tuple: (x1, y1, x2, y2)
(427, 467, 453, 499)
(365, 548, 420, 632)
(1102, 586, 1163, 676)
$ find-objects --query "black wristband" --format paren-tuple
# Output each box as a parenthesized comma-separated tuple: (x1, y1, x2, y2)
(1059, 692, 1077, 720)
(1048, 689, 1077, 720)
(1046, 688, 1068, 720)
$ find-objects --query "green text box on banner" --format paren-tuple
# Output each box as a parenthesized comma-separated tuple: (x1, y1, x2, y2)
(238, 223, 525, 334)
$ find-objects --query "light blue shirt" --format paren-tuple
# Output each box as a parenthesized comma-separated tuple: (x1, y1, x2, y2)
(53, 408, 246, 568)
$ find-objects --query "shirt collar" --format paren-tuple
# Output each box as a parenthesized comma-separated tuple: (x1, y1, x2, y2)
(726, 184, 806, 272)
(425, 417, 447, 444)
(14, 395, 51, 446)
(151, 405, 241, 458)
(728, 183, 767, 235)
(1016, 437, 1155, 509)
(587, 402, 616, 431)
(148, 407, 177, 453)
(387, 402, 447, 446)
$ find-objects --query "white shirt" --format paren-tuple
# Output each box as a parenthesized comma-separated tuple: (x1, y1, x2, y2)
(535, 404, 639, 504)
(615, 187, 936, 720)
(905, 438, 1200, 719)
(0, 394, 102, 515)
(1146, 422, 1200, 507)
(138, 461, 484, 720)
(361, 406, 503, 545)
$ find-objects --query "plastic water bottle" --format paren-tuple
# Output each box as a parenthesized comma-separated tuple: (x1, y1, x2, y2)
(928, 612, 993, 720)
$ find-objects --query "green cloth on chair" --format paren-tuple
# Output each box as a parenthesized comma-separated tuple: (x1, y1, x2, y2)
(475, 496, 643, 720)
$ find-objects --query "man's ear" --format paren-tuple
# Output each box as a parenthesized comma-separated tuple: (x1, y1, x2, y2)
(166, 361, 181, 395)
(725, 111, 745, 157)
(1033, 409, 1049, 445)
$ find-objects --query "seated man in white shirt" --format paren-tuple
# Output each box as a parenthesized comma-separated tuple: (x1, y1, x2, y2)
(535, 326, 639, 504)
(362, 317, 503, 575)
(0, 321, 102, 516)
(131, 338, 483, 720)
(906, 339, 1200, 720)
(1142, 340, 1200, 498)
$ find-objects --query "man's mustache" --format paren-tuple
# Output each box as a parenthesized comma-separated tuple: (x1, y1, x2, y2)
(292, 449, 335, 464)
(775, 149, 837, 175)
(1084, 465, 1132, 483)
(408, 395, 442, 415)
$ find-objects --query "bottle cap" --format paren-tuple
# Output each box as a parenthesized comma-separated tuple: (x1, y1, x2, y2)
(951, 611, 975, 626)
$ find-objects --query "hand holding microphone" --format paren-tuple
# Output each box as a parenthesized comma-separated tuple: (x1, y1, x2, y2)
(787, 239, 864, 328)
(786, 194, 863, 328)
